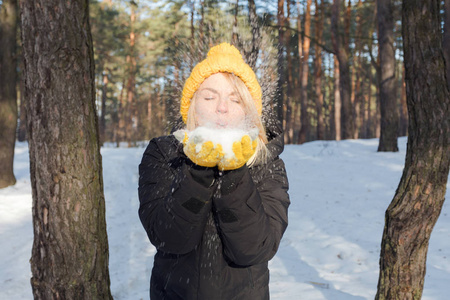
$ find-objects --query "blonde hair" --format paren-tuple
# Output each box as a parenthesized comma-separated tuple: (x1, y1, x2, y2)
(186, 73, 269, 167)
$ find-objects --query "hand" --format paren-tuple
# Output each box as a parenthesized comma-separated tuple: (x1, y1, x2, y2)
(218, 134, 257, 171)
(183, 133, 224, 168)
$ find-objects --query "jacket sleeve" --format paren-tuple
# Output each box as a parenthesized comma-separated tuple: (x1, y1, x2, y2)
(138, 138, 214, 255)
(213, 157, 290, 266)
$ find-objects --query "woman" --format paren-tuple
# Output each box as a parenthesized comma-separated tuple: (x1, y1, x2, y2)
(138, 43, 290, 300)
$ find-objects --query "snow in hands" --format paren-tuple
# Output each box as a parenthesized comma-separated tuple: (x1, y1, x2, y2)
(174, 126, 259, 163)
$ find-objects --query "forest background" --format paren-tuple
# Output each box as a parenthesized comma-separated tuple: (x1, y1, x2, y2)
(9, 0, 410, 147)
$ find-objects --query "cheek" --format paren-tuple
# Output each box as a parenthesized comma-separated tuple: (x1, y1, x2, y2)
(230, 105, 246, 122)
(194, 100, 215, 124)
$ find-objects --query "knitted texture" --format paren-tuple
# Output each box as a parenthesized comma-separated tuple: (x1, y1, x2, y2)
(180, 43, 262, 123)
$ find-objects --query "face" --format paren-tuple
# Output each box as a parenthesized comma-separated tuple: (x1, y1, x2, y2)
(194, 73, 246, 129)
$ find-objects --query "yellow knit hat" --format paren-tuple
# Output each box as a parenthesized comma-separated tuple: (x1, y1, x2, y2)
(180, 43, 262, 123)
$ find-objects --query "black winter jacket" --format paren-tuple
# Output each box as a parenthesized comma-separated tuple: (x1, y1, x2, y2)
(138, 122, 290, 300)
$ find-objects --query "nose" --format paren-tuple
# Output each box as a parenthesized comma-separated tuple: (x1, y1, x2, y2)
(216, 98, 228, 114)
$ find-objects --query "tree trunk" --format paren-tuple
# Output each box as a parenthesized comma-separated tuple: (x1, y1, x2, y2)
(284, 1, 293, 144)
(199, 0, 205, 48)
(352, 0, 364, 139)
(444, 0, 450, 88)
(126, 3, 137, 147)
(0, 0, 18, 189)
(334, 56, 341, 141)
(368, 76, 373, 137)
(375, 1, 450, 299)
(276, 0, 285, 124)
(20, 0, 113, 298)
(18, 82, 27, 142)
(18, 29, 27, 142)
(314, 0, 325, 140)
(116, 78, 126, 147)
(399, 66, 408, 136)
(190, 0, 195, 69)
(232, 0, 239, 46)
(331, 0, 353, 140)
(247, 0, 260, 70)
(100, 70, 108, 146)
(298, 0, 312, 144)
(377, 0, 399, 152)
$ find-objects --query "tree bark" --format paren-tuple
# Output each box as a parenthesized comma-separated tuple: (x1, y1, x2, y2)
(18, 84, 27, 142)
(334, 56, 341, 141)
(232, 0, 239, 46)
(116, 77, 126, 147)
(125, 2, 137, 147)
(375, 1, 450, 298)
(199, 0, 205, 48)
(298, 0, 312, 144)
(100, 70, 108, 146)
(0, 0, 18, 189)
(331, 0, 354, 140)
(20, 0, 113, 298)
(352, 0, 363, 139)
(399, 66, 408, 136)
(276, 0, 286, 124)
(377, 0, 399, 152)
(314, 0, 325, 140)
(444, 0, 450, 89)
(17, 25, 28, 142)
(284, 1, 293, 144)
(190, 0, 195, 70)
(247, 0, 260, 70)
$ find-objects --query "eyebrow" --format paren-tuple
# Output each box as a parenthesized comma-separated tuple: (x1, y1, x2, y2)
(199, 87, 238, 96)
(200, 87, 219, 94)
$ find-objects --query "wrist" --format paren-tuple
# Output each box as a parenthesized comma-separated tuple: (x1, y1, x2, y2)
(186, 162, 216, 188)
(219, 165, 247, 195)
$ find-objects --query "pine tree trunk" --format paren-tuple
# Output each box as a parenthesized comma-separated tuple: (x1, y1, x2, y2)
(117, 78, 126, 147)
(314, 0, 325, 140)
(367, 78, 372, 137)
(247, 0, 260, 70)
(276, 0, 286, 124)
(444, 0, 450, 88)
(0, 0, 18, 189)
(284, 1, 293, 144)
(375, 1, 450, 298)
(18, 33, 28, 142)
(333, 56, 341, 141)
(199, 1, 205, 48)
(399, 66, 408, 136)
(100, 71, 108, 146)
(126, 3, 137, 147)
(190, 1, 195, 70)
(20, 1, 113, 298)
(377, 0, 399, 152)
(331, 0, 353, 140)
(298, 0, 312, 144)
(353, 0, 363, 139)
(18, 85, 27, 142)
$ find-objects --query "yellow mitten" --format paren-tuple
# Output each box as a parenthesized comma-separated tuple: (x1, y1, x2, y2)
(183, 133, 224, 167)
(218, 134, 257, 171)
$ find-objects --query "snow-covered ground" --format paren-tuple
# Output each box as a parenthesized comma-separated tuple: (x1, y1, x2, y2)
(1, 137, 449, 299)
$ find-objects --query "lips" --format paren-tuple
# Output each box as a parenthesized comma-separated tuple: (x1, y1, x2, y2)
(216, 120, 228, 128)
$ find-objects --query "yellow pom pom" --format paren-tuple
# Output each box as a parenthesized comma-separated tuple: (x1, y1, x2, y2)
(207, 43, 243, 60)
